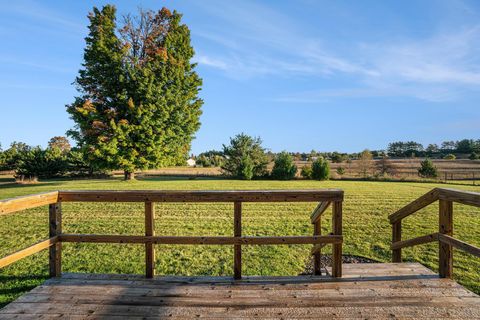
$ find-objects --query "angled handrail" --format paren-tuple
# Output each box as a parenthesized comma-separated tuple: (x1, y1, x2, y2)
(0, 189, 344, 279)
(0, 191, 58, 215)
(389, 188, 480, 278)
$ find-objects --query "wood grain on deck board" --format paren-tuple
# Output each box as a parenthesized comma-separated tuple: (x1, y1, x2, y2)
(1, 263, 479, 319)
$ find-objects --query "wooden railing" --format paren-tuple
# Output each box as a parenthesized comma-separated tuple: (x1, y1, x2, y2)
(389, 188, 480, 278)
(0, 189, 344, 279)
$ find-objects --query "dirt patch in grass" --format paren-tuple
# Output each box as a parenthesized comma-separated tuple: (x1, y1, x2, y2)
(301, 254, 378, 275)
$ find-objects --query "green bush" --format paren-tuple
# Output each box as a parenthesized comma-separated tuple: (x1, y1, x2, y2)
(336, 167, 345, 176)
(67, 149, 108, 177)
(443, 153, 456, 160)
(301, 165, 312, 179)
(222, 133, 268, 180)
(0, 141, 30, 171)
(271, 152, 297, 180)
(330, 152, 346, 163)
(469, 152, 479, 160)
(196, 150, 224, 167)
(311, 157, 330, 180)
(15, 147, 68, 180)
(418, 158, 438, 178)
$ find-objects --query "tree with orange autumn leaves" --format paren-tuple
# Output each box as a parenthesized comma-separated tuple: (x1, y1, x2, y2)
(67, 5, 203, 179)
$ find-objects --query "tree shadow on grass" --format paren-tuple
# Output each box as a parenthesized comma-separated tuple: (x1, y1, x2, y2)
(0, 181, 64, 191)
(0, 274, 48, 308)
(136, 175, 228, 182)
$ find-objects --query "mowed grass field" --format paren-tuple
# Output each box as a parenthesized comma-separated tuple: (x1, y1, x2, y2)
(0, 177, 479, 307)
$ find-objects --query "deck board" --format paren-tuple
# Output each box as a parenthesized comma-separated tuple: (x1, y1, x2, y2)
(1, 263, 479, 319)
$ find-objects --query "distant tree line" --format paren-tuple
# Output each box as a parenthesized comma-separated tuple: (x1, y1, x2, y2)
(3, 134, 479, 182)
(0, 137, 106, 182)
(193, 138, 480, 182)
(387, 139, 480, 159)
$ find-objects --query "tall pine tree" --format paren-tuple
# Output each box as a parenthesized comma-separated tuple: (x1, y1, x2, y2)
(67, 6, 203, 179)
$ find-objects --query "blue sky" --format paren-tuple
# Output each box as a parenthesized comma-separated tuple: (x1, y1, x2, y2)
(0, 0, 479, 154)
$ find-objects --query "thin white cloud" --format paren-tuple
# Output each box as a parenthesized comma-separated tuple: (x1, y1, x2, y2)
(0, 56, 75, 74)
(0, 0, 84, 32)
(191, 0, 480, 102)
(194, 55, 229, 71)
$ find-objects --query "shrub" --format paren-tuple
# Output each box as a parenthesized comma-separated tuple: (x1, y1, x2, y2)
(336, 167, 345, 176)
(67, 149, 108, 177)
(418, 158, 438, 178)
(0, 141, 30, 171)
(469, 152, 479, 160)
(271, 151, 297, 180)
(15, 147, 68, 181)
(311, 157, 330, 180)
(195, 150, 224, 167)
(358, 149, 373, 178)
(376, 155, 396, 177)
(239, 155, 254, 180)
(301, 165, 312, 179)
(221, 133, 268, 180)
(443, 153, 456, 160)
(330, 152, 346, 163)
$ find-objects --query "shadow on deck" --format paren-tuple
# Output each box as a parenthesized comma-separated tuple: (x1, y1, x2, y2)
(1, 263, 479, 319)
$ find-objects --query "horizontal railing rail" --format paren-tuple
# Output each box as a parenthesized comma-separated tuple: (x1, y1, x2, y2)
(0, 191, 59, 215)
(389, 187, 480, 278)
(0, 189, 344, 280)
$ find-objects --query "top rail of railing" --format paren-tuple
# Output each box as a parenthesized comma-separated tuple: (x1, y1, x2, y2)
(0, 189, 344, 215)
(388, 187, 480, 224)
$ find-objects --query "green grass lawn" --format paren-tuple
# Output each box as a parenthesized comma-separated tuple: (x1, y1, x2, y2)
(0, 177, 479, 307)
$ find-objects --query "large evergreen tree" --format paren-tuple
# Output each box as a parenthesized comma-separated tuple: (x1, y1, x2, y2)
(67, 6, 203, 179)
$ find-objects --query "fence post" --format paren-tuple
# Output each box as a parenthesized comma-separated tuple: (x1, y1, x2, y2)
(392, 221, 402, 262)
(145, 202, 155, 278)
(439, 199, 453, 278)
(313, 212, 322, 275)
(234, 201, 242, 280)
(332, 201, 342, 278)
(49, 202, 62, 277)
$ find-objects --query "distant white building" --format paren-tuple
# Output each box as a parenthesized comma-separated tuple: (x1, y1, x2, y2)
(186, 158, 196, 167)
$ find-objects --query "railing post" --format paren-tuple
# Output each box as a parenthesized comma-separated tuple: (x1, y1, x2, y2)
(49, 202, 62, 277)
(332, 201, 342, 278)
(313, 207, 322, 275)
(234, 201, 242, 280)
(439, 199, 453, 278)
(392, 221, 402, 262)
(145, 202, 155, 278)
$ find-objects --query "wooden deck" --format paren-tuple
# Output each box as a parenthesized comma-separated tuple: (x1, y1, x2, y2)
(1, 263, 479, 319)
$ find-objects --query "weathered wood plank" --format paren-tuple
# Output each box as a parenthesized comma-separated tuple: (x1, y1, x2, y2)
(392, 220, 402, 262)
(58, 234, 343, 245)
(438, 234, 480, 258)
(311, 243, 328, 255)
(391, 233, 439, 250)
(0, 237, 58, 268)
(437, 188, 480, 207)
(332, 201, 342, 278)
(313, 218, 322, 275)
(145, 202, 155, 278)
(57, 189, 344, 203)
(310, 201, 330, 223)
(2, 263, 480, 319)
(389, 188, 439, 223)
(49, 203, 62, 277)
(233, 201, 242, 280)
(439, 199, 453, 279)
(0, 191, 59, 215)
